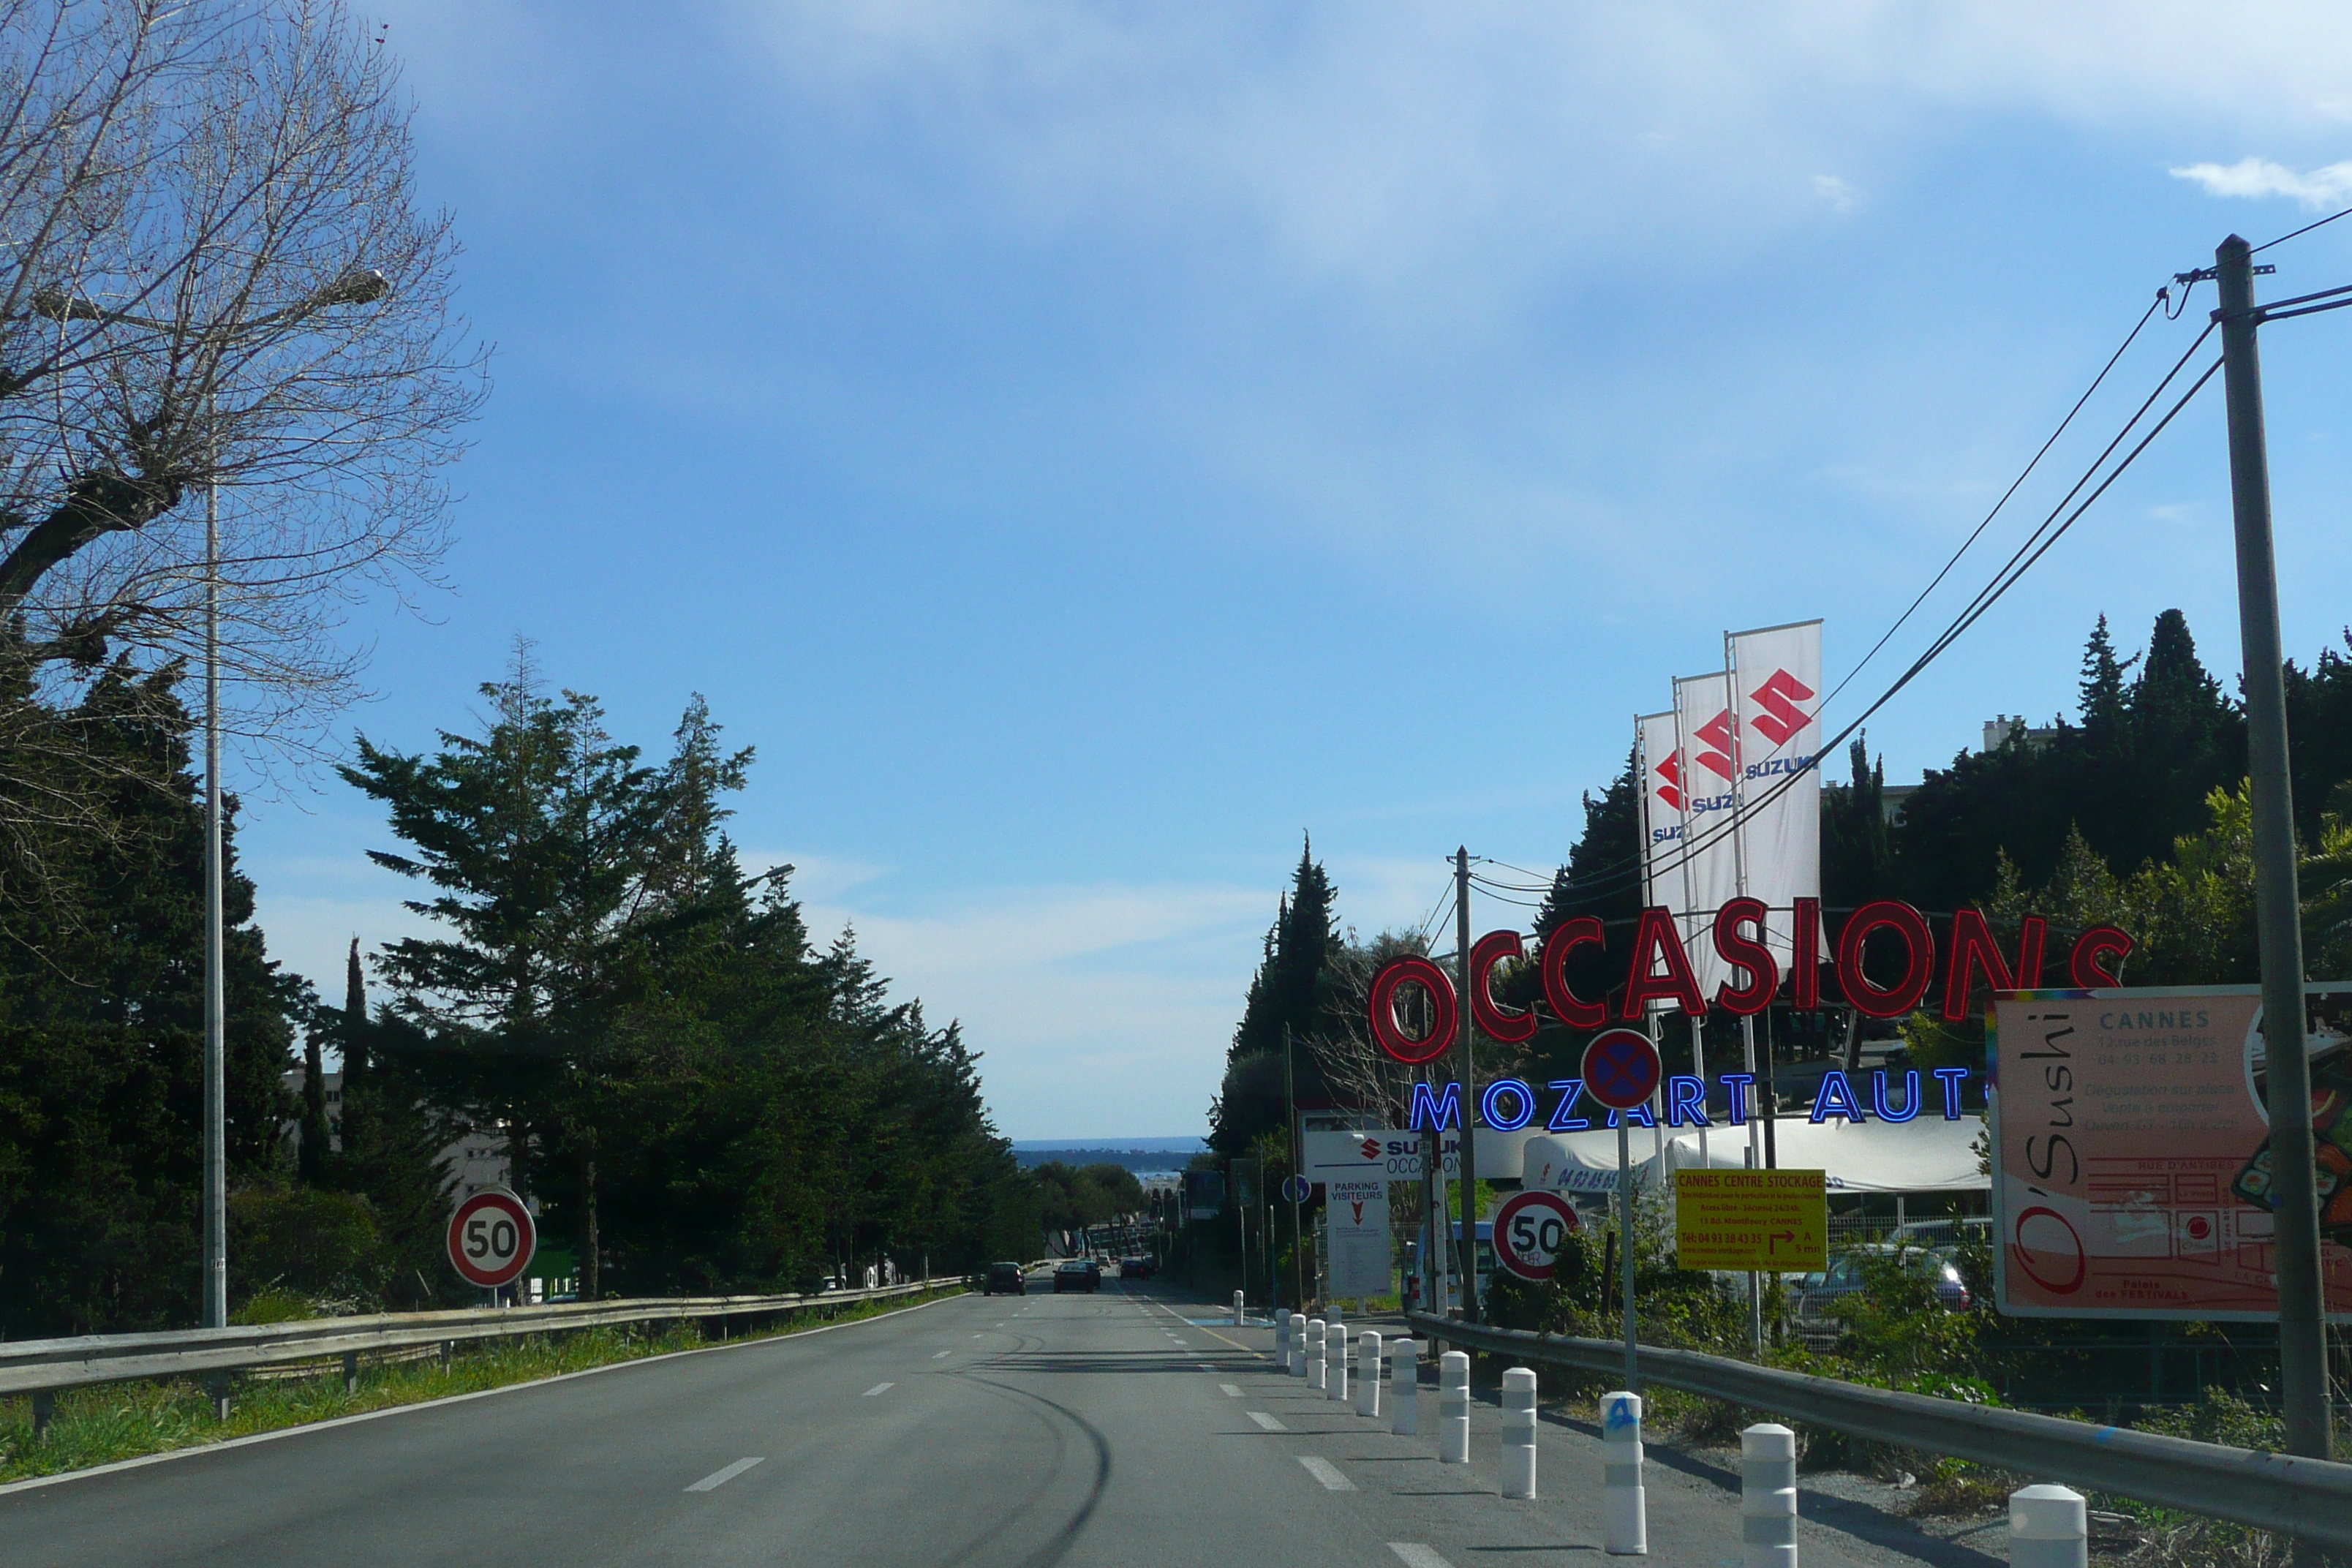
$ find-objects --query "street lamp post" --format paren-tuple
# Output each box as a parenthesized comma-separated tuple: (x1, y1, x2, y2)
(31, 271, 391, 1331)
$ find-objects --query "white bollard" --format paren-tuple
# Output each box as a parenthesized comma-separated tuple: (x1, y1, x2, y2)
(1741, 1423, 1798, 1568)
(1501, 1366, 1537, 1499)
(1308, 1318, 1327, 1390)
(1327, 1308, 1348, 1401)
(2009, 1485, 2087, 1568)
(1275, 1308, 1291, 1369)
(1233, 1289, 1245, 1326)
(1390, 1337, 1419, 1435)
(1355, 1331, 1382, 1418)
(1601, 1391, 1647, 1556)
(1290, 1313, 1307, 1376)
(1439, 1351, 1471, 1464)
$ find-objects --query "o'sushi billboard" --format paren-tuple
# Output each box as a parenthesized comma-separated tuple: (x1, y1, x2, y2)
(1989, 986, 2352, 1321)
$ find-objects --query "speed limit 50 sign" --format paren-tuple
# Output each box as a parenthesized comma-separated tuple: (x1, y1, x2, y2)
(447, 1188, 537, 1289)
(1493, 1188, 1581, 1282)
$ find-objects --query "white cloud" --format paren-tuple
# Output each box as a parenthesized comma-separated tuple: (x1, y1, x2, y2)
(2170, 157, 2352, 208)
(1812, 173, 1858, 213)
(795, 875, 1270, 1139)
(716, 1, 2352, 286)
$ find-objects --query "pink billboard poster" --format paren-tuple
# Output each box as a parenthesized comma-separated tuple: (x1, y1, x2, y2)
(1989, 985, 2352, 1321)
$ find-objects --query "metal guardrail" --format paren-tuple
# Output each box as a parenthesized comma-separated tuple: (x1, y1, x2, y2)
(1408, 1311, 2352, 1551)
(2, 1278, 968, 1401)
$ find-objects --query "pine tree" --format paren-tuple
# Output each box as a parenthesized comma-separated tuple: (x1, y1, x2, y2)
(2078, 614, 2130, 734)
(1210, 839, 1343, 1152)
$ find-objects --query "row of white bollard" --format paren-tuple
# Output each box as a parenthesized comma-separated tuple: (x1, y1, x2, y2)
(1257, 1316, 2085, 1567)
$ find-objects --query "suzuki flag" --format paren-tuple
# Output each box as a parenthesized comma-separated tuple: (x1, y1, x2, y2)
(1671, 671, 1742, 996)
(1636, 712, 1680, 911)
(1725, 619, 1825, 968)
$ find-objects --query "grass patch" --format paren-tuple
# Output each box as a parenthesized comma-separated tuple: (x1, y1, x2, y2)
(0, 1284, 968, 1485)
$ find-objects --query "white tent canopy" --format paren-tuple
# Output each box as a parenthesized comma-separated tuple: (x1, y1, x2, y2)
(1520, 1117, 1986, 1196)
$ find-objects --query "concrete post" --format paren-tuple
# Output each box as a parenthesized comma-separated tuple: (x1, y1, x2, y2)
(2009, 1485, 2087, 1568)
(1327, 1307, 1348, 1402)
(31, 1390, 54, 1441)
(1308, 1318, 1327, 1390)
(1741, 1422, 1798, 1568)
(1233, 1289, 1245, 1326)
(1355, 1330, 1382, 1418)
(1390, 1337, 1419, 1435)
(342, 1352, 360, 1395)
(1290, 1313, 1307, 1377)
(1439, 1350, 1471, 1464)
(1275, 1308, 1291, 1370)
(1501, 1366, 1537, 1499)
(1602, 1391, 1646, 1555)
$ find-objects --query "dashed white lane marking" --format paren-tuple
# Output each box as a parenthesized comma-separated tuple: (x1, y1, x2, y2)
(1220, 1384, 1243, 1396)
(1389, 1548, 1454, 1568)
(1198, 1363, 1215, 1372)
(932, 1351, 951, 1360)
(1297, 1456, 1354, 1491)
(685, 1458, 764, 1493)
(1247, 1411, 1286, 1431)
(862, 1383, 894, 1397)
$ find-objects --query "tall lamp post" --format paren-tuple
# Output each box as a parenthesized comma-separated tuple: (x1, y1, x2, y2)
(37, 269, 391, 1330)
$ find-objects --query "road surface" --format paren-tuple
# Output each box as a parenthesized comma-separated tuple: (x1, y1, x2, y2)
(0, 1273, 1999, 1567)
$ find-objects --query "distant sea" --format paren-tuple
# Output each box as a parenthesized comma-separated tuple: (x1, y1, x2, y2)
(1010, 1137, 1205, 1173)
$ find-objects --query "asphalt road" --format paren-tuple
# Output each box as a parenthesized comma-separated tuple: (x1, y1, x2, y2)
(0, 1274, 2002, 1567)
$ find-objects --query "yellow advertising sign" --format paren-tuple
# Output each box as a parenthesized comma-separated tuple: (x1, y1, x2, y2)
(1673, 1168, 1828, 1271)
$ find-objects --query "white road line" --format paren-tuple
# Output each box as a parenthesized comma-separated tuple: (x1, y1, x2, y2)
(862, 1383, 894, 1397)
(932, 1351, 951, 1360)
(1247, 1411, 1286, 1431)
(1198, 1363, 1214, 1372)
(1220, 1383, 1243, 1396)
(685, 1457, 764, 1493)
(1389, 1548, 1454, 1568)
(1297, 1456, 1355, 1491)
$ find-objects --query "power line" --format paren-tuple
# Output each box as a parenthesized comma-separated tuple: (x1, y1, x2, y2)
(1543, 336, 2225, 909)
(2255, 203, 2352, 255)
(1821, 291, 2168, 712)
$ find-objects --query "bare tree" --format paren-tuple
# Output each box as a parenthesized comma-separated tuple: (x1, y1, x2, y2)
(0, 0, 485, 753)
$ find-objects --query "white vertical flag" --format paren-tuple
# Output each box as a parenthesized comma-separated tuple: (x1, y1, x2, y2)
(1726, 619, 1825, 970)
(1635, 712, 1679, 911)
(1672, 671, 1741, 996)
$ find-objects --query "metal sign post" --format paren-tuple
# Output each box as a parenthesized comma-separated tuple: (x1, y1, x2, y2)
(1583, 1028, 1662, 1392)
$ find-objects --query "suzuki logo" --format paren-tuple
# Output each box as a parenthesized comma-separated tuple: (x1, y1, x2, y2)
(1748, 669, 1816, 747)
(1358, 1137, 1380, 1161)
(1653, 752, 1684, 812)
(1691, 709, 1737, 782)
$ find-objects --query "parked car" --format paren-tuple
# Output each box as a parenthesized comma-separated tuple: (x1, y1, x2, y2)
(1791, 1245, 1971, 1339)
(984, 1262, 1027, 1296)
(1885, 1217, 1992, 1251)
(1052, 1259, 1101, 1294)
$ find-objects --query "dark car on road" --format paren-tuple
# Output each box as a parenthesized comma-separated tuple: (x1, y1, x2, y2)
(984, 1261, 1026, 1295)
(1052, 1259, 1101, 1293)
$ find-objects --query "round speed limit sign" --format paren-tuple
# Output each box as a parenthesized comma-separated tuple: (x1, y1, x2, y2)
(1492, 1189, 1581, 1283)
(447, 1188, 537, 1289)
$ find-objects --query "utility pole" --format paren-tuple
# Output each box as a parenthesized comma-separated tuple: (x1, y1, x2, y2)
(2215, 233, 2332, 1463)
(201, 419, 227, 1333)
(1285, 1024, 1304, 1311)
(1454, 848, 1481, 1325)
